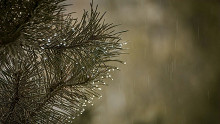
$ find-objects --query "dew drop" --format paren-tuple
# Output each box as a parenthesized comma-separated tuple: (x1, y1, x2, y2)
(98, 95, 102, 99)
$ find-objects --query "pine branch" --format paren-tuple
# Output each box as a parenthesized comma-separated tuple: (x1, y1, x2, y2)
(0, 0, 41, 45)
(3, 71, 21, 123)
(0, 0, 126, 123)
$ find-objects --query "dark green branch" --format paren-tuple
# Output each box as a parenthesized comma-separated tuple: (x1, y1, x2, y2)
(0, 1, 40, 46)
(3, 71, 21, 123)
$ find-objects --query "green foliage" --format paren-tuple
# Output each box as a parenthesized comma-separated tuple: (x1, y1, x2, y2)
(0, 0, 126, 123)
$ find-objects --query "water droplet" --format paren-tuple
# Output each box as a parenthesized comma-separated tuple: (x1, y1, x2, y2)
(98, 95, 102, 99)
(119, 44, 123, 48)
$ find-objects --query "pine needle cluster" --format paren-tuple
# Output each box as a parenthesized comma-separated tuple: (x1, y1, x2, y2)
(0, 0, 126, 123)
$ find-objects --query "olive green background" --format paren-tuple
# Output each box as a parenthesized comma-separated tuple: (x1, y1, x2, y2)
(66, 0, 220, 124)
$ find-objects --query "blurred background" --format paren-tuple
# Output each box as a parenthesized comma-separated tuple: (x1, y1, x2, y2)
(66, 0, 220, 124)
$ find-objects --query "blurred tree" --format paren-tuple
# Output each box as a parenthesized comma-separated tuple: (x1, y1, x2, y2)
(97, 0, 220, 124)
(175, 0, 220, 123)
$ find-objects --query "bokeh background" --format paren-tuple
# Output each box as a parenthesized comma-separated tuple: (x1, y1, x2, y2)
(66, 0, 220, 124)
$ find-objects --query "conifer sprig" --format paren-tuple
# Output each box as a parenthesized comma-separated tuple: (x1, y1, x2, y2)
(0, 0, 126, 123)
